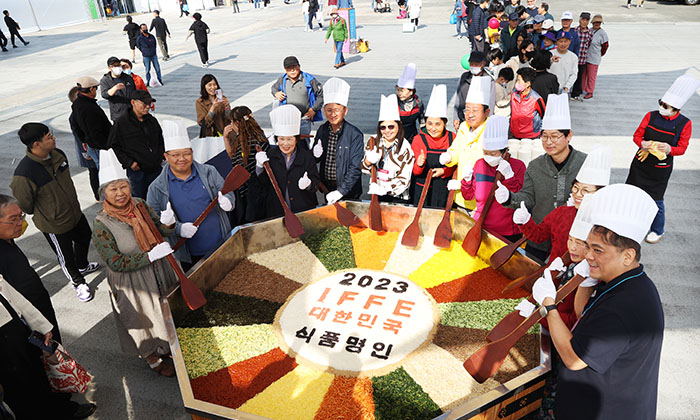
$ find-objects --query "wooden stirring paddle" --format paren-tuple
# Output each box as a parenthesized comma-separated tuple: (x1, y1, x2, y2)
(401, 169, 433, 247)
(367, 136, 384, 232)
(433, 171, 459, 248)
(256, 145, 304, 238)
(319, 182, 365, 228)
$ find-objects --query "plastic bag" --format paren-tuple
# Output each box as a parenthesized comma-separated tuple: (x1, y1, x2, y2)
(450, 13, 457, 24)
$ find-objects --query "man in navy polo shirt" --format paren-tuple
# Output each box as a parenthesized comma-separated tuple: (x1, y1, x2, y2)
(146, 120, 235, 271)
(531, 184, 663, 420)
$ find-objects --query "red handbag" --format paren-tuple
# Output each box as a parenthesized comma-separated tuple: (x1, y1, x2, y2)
(42, 343, 92, 393)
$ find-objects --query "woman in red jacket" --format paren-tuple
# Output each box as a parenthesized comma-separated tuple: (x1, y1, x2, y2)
(410, 84, 455, 207)
(512, 145, 610, 330)
(458, 115, 526, 241)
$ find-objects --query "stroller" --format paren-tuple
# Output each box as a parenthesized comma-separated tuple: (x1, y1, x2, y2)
(374, 0, 391, 13)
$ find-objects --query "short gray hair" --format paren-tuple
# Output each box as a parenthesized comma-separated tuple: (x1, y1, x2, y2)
(0, 195, 18, 218)
(97, 178, 131, 201)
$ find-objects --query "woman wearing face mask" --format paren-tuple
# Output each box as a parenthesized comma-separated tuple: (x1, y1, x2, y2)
(510, 67, 546, 140)
(196, 74, 230, 138)
(254, 105, 320, 219)
(459, 115, 525, 241)
(120, 59, 148, 92)
(410, 85, 455, 207)
(362, 94, 415, 204)
(504, 39, 534, 76)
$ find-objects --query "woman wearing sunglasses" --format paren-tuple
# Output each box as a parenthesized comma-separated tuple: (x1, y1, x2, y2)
(362, 94, 415, 203)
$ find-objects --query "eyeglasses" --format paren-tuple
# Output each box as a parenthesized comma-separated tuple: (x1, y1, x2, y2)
(325, 107, 344, 115)
(541, 133, 565, 143)
(166, 151, 193, 159)
(658, 99, 673, 111)
(379, 125, 396, 131)
(571, 184, 597, 195)
(0, 213, 26, 225)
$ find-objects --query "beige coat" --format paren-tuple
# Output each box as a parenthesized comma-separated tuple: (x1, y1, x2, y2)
(0, 275, 52, 334)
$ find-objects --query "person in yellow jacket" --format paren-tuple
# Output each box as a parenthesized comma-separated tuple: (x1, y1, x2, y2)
(440, 76, 493, 209)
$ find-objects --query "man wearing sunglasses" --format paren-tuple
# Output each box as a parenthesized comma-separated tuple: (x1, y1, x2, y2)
(626, 75, 700, 244)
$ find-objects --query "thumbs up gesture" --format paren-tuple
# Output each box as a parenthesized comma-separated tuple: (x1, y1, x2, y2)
(416, 149, 426, 167)
(298, 171, 312, 190)
(494, 181, 510, 204)
(160, 202, 176, 226)
(512, 201, 531, 225)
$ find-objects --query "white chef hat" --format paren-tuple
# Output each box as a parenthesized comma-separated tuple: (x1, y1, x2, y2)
(576, 145, 611, 186)
(569, 193, 595, 241)
(98, 148, 128, 187)
(397, 63, 417, 90)
(541, 93, 571, 130)
(378, 94, 401, 122)
(270, 104, 301, 137)
(323, 77, 351, 107)
(481, 115, 509, 150)
(589, 184, 658, 244)
(661, 74, 700, 110)
(425, 84, 447, 119)
(465, 76, 492, 106)
(162, 120, 191, 152)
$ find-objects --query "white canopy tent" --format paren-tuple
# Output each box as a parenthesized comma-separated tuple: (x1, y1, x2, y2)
(2, 0, 99, 32)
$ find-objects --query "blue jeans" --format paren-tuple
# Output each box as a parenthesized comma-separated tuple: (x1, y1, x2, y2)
(334, 40, 345, 66)
(143, 55, 162, 85)
(650, 199, 665, 235)
(254, 0, 260, 8)
(126, 168, 161, 199)
(87, 146, 100, 168)
(456, 16, 468, 35)
(300, 119, 313, 148)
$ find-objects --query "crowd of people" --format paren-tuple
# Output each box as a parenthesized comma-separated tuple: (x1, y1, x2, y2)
(1, 2, 698, 420)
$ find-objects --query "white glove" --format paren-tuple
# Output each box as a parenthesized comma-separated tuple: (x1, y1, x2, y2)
(326, 190, 343, 204)
(447, 179, 461, 191)
(160, 202, 176, 226)
(515, 299, 536, 317)
(298, 172, 311, 190)
(566, 193, 575, 207)
(180, 222, 198, 238)
(494, 181, 510, 204)
(218, 191, 233, 212)
(497, 159, 515, 179)
(573, 259, 590, 278)
(147, 242, 173, 262)
(512, 201, 531, 225)
(368, 182, 387, 196)
(255, 151, 269, 168)
(439, 151, 452, 165)
(463, 167, 474, 182)
(547, 257, 565, 274)
(580, 277, 598, 288)
(532, 270, 557, 305)
(365, 149, 381, 165)
(313, 140, 324, 158)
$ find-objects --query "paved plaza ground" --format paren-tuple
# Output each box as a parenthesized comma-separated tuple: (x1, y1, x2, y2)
(0, 0, 699, 418)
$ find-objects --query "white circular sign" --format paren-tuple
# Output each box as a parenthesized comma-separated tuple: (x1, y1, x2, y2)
(275, 269, 439, 375)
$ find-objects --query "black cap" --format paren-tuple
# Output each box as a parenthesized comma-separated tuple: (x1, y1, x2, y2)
(283, 56, 300, 68)
(131, 90, 156, 104)
(580, 12, 591, 19)
(107, 56, 121, 66)
(508, 12, 519, 20)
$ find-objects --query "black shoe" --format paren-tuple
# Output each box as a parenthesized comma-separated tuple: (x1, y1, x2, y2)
(13, 45, 18, 48)
(24, 41, 29, 46)
(1, 48, 7, 52)
(72, 403, 96, 419)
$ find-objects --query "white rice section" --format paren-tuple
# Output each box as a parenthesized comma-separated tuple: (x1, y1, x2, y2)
(402, 343, 500, 411)
(248, 241, 329, 284)
(383, 232, 441, 277)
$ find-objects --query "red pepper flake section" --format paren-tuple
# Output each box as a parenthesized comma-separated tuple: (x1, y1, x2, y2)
(427, 267, 529, 303)
(190, 347, 297, 409)
(432, 325, 539, 384)
(214, 258, 301, 303)
(314, 376, 376, 420)
(349, 226, 400, 271)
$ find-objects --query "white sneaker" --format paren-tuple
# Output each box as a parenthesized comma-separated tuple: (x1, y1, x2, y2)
(75, 283, 94, 302)
(202, 63, 208, 68)
(79, 262, 100, 275)
(645, 232, 663, 244)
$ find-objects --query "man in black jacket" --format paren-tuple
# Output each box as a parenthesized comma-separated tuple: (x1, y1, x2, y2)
(149, 10, 171, 60)
(3, 10, 29, 47)
(100, 56, 136, 121)
(71, 76, 112, 167)
(109, 90, 165, 199)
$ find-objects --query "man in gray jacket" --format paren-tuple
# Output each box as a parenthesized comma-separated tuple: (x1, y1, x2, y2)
(146, 120, 235, 271)
(100, 56, 136, 121)
(495, 93, 586, 262)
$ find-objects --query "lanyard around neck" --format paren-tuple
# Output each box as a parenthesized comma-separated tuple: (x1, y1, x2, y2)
(580, 271, 644, 319)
